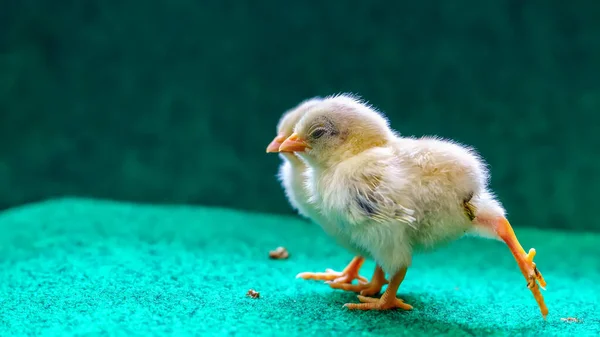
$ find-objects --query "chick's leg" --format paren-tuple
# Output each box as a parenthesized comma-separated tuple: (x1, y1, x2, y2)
(296, 256, 368, 285)
(344, 267, 412, 311)
(328, 264, 389, 296)
(488, 216, 548, 319)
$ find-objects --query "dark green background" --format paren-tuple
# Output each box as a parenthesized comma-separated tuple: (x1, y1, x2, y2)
(1, 1, 598, 231)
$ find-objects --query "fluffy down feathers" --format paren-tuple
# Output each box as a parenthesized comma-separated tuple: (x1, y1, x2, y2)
(288, 93, 506, 275)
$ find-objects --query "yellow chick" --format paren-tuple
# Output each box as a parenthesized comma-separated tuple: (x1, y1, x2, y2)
(267, 98, 389, 295)
(266, 97, 324, 220)
(278, 94, 548, 318)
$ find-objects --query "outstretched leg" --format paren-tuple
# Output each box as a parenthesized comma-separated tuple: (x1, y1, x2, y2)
(344, 267, 412, 311)
(478, 216, 548, 319)
(296, 256, 368, 286)
(328, 264, 389, 296)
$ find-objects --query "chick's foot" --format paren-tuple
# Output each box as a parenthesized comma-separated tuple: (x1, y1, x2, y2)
(493, 217, 548, 319)
(345, 295, 412, 311)
(344, 267, 412, 311)
(296, 256, 368, 285)
(328, 264, 388, 296)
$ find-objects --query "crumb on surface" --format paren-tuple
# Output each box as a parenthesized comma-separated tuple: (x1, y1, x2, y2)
(269, 246, 289, 259)
(246, 289, 260, 299)
(561, 317, 581, 323)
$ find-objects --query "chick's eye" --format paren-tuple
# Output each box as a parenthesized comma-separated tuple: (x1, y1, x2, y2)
(311, 128, 326, 139)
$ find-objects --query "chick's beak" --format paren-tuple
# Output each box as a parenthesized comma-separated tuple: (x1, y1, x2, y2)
(266, 134, 287, 153)
(279, 133, 310, 153)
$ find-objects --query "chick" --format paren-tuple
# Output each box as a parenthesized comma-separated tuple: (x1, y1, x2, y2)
(278, 94, 548, 318)
(266, 97, 324, 220)
(267, 98, 389, 295)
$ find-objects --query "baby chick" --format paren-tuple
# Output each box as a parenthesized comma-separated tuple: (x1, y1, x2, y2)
(266, 97, 324, 220)
(267, 98, 389, 295)
(278, 94, 548, 318)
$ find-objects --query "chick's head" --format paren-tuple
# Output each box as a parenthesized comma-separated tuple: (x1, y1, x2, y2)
(266, 97, 323, 153)
(279, 94, 395, 168)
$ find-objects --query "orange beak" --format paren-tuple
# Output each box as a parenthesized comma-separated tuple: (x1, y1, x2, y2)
(266, 134, 287, 153)
(279, 133, 310, 153)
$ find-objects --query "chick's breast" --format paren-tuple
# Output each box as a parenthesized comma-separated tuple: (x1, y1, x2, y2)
(310, 147, 417, 272)
(278, 154, 313, 219)
(280, 155, 369, 258)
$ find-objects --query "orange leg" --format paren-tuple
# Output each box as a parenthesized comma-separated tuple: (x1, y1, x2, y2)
(328, 264, 389, 296)
(492, 217, 548, 319)
(296, 256, 368, 285)
(344, 267, 412, 311)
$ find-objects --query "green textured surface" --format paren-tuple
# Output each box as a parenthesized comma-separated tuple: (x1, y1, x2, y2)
(0, 198, 598, 336)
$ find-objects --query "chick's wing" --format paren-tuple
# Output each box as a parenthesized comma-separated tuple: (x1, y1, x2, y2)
(344, 158, 417, 228)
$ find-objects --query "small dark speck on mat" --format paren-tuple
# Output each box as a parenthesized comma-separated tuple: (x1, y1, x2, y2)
(269, 246, 289, 259)
(246, 289, 260, 299)
(561, 317, 582, 323)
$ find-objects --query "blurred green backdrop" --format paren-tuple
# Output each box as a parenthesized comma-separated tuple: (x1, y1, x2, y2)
(0, 1, 598, 231)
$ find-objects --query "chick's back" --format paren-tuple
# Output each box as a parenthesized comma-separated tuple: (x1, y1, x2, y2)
(393, 136, 490, 206)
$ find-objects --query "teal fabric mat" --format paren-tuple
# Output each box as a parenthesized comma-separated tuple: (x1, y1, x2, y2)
(0, 198, 598, 336)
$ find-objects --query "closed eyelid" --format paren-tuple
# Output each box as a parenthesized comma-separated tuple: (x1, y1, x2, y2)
(307, 124, 325, 134)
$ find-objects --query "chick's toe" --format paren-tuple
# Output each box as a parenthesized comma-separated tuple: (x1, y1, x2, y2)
(296, 256, 368, 285)
(345, 295, 413, 311)
(328, 265, 388, 296)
